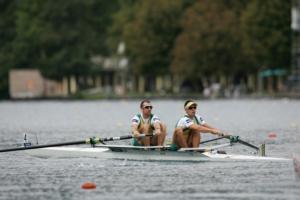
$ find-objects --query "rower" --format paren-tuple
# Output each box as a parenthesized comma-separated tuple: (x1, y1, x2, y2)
(131, 99, 167, 146)
(171, 100, 226, 150)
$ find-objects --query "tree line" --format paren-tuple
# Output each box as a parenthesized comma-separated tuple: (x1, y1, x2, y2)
(0, 0, 291, 98)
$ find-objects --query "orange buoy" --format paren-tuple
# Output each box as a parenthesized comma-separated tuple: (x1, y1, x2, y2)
(81, 182, 96, 189)
(268, 132, 277, 139)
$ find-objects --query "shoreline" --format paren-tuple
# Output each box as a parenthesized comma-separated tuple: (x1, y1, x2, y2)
(2, 92, 300, 101)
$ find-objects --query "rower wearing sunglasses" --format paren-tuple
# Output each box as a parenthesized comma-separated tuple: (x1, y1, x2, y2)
(171, 100, 225, 150)
(131, 99, 167, 146)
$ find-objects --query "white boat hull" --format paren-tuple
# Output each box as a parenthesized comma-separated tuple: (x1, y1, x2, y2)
(27, 146, 291, 162)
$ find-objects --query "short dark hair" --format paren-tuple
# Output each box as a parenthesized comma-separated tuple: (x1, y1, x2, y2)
(140, 99, 151, 108)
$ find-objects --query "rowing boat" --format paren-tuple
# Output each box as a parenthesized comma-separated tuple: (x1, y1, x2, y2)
(0, 134, 291, 162)
(26, 144, 290, 162)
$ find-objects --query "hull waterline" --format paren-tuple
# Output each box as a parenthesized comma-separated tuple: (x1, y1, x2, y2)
(26, 146, 291, 162)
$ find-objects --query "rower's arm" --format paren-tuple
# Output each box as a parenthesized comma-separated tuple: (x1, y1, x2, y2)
(131, 124, 140, 137)
(189, 124, 223, 136)
(202, 123, 214, 129)
(153, 122, 161, 135)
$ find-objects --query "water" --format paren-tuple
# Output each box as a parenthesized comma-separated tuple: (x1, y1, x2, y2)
(0, 99, 300, 200)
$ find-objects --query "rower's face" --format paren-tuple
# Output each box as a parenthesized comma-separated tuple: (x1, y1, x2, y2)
(141, 102, 153, 115)
(186, 105, 197, 116)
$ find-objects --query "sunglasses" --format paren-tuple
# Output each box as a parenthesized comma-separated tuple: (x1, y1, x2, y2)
(188, 106, 197, 110)
(144, 106, 153, 109)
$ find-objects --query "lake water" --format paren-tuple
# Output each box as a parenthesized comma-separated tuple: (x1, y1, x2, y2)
(0, 99, 300, 200)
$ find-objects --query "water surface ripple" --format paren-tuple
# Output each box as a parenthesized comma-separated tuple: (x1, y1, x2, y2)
(0, 99, 299, 200)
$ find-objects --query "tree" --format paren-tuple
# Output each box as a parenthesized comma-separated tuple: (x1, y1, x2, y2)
(241, 0, 291, 71)
(0, 0, 17, 98)
(13, 0, 118, 79)
(171, 0, 244, 88)
(107, 0, 138, 54)
(115, 0, 191, 76)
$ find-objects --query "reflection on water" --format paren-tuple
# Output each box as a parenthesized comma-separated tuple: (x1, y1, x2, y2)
(0, 99, 300, 200)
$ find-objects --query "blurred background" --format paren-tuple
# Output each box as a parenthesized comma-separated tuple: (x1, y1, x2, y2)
(1, 2, 300, 198)
(0, 0, 299, 100)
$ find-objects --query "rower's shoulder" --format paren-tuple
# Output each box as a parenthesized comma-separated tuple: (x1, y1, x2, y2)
(177, 115, 190, 124)
(131, 114, 141, 123)
(132, 113, 141, 118)
(180, 115, 190, 120)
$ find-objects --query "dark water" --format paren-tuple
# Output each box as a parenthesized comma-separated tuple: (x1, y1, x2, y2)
(0, 99, 300, 200)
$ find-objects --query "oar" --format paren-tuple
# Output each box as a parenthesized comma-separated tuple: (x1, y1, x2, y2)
(199, 134, 260, 151)
(236, 138, 259, 151)
(200, 136, 227, 144)
(0, 134, 145, 153)
(225, 135, 259, 151)
(179, 143, 232, 152)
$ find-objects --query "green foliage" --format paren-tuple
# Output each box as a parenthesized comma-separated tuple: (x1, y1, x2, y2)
(0, 0, 292, 98)
(112, 0, 191, 75)
(241, 0, 291, 70)
(108, 0, 138, 53)
(171, 0, 243, 79)
(13, 0, 118, 79)
(0, 0, 17, 98)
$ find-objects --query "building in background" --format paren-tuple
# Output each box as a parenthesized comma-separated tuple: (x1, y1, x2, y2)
(9, 69, 64, 99)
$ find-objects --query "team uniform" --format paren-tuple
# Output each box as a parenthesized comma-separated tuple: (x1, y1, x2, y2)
(131, 113, 161, 146)
(170, 114, 206, 150)
(176, 114, 205, 138)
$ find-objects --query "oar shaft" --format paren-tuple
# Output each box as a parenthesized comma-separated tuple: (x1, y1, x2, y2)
(223, 135, 259, 151)
(102, 135, 134, 142)
(0, 140, 85, 153)
(0, 134, 140, 153)
(237, 139, 259, 151)
(200, 136, 226, 144)
(179, 143, 231, 152)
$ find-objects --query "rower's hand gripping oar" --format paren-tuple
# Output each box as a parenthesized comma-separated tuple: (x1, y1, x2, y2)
(0, 134, 147, 153)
